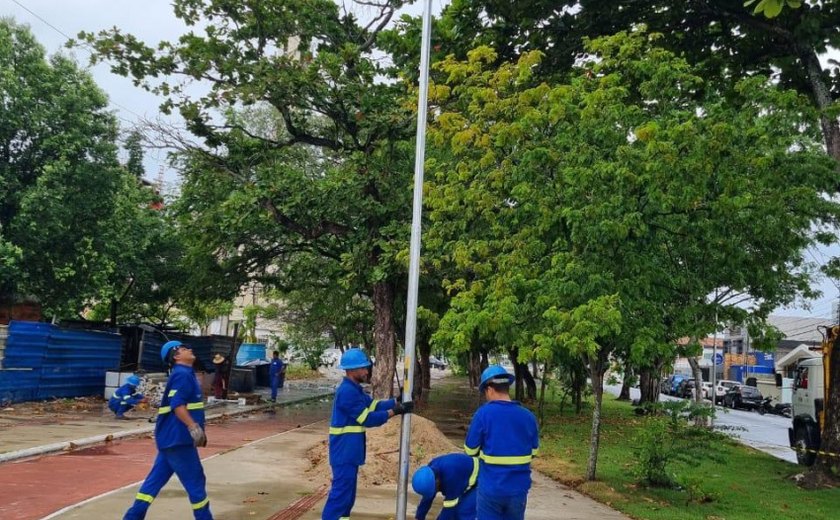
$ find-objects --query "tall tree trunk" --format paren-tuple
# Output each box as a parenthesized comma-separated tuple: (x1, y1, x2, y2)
(586, 347, 610, 481)
(687, 355, 707, 427)
(519, 362, 537, 401)
(509, 347, 524, 401)
(618, 359, 632, 401)
(370, 281, 397, 398)
(808, 333, 840, 484)
(537, 362, 550, 427)
(110, 298, 118, 327)
(419, 340, 431, 390)
(638, 365, 661, 405)
(800, 48, 840, 167)
(467, 349, 481, 389)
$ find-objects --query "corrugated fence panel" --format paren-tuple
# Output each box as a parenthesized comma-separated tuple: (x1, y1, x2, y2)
(3, 321, 51, 369)
(43, 328, 122, 370)
(37, 368, 111, 399)
(140, 334, 215, 373)
(0, 369, 39, 404)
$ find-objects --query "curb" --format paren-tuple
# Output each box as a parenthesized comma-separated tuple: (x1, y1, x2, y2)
(0, 391, 334, 465)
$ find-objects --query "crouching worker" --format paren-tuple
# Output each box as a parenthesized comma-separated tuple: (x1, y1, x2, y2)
(123, 340, 212, 520)
(412, 453, 479, 520)
(321, 348, 414, 520)
(109, 375, 145, 419)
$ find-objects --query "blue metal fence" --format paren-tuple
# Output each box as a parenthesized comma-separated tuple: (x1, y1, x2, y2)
(0, 321, 122, 403)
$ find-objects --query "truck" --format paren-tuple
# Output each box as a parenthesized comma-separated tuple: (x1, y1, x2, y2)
(788, 325, 835, 466)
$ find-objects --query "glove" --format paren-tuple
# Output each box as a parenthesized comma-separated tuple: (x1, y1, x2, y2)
(189, 424, 207, 447)
(393, 401, 415, 416)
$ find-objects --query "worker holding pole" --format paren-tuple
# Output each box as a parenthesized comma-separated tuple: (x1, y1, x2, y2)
(321, 349, 413, 520)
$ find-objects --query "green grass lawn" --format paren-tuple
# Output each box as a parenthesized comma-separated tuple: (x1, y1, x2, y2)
(533, 396, 840, 519)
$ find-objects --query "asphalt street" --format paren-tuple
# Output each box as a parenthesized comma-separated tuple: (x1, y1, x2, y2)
(605, 384, 798, 464)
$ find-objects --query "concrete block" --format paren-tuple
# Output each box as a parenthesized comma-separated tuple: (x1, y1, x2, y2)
(104, 386, 117, 400)
(105, 371, 120, 387)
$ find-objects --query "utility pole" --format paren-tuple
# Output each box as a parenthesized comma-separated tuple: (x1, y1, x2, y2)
(395, 0, 433, 518)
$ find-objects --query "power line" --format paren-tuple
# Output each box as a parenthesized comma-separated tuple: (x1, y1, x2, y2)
(8, 0, 147, 123)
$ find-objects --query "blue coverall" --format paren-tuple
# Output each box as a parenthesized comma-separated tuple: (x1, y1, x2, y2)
(464, 400, 539, 520)
(416, 453, 479, 520)
(109, 383, 144, 418)
(322, 377, 395, 520)
(124, 364, 212, 520)
(270, 357, 285, 401)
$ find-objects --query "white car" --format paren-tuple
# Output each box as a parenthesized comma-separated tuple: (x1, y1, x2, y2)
(700, 381, 714, 400)
(711, 380, 740, 404)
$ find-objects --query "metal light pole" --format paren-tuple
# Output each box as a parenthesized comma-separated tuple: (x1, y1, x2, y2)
(395, 0, 434, 518)
(710, 292, 718, 428)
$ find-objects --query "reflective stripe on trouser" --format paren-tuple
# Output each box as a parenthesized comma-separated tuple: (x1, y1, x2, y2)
(321, 464, 358, 520)
(476, 489, 527, 520)
(123, 445, 212, 520)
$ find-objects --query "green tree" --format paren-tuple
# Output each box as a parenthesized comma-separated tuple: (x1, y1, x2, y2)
(426, 31, 838, 480)
(0, 19, 129, 317)
(124, 130, 145, 179)
(81, 1, 417, 397)
(388, 1, 840, 171)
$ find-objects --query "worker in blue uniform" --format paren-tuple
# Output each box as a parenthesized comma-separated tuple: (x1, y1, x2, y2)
(123, 340, 212, 520)
(464, 365, 539, 520)
(322, 348, 414, 520)
(109, 374, 145, 419)
(412, 453, 479, 520)
(269, 350, 286, 402)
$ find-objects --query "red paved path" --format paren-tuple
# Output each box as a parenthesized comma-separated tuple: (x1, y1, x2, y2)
(0, 409, 328, 520)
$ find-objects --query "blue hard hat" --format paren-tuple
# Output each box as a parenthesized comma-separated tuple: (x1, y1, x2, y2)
(126, 375, 141, 387)
(160, 340, 184, 363)
(339, 348, 371, 370)
(479, 365, 514, 392)
(411, 466, 436, 498)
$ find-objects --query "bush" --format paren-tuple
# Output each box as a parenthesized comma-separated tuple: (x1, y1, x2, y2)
(632, 399, 723, 493)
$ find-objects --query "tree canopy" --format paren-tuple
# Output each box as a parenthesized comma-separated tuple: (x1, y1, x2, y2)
(425, 29, 839, 479)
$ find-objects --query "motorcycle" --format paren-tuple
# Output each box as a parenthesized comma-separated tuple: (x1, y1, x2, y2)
(757, 396, 792, 418)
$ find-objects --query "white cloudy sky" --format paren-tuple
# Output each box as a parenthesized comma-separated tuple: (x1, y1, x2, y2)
(3, 0, 839, 320)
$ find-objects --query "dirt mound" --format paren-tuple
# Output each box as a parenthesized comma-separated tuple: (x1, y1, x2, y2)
(306, 414, 460, 487)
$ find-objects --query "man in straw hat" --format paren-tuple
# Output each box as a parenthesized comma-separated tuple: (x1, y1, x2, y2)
(211, 354, 227, 400)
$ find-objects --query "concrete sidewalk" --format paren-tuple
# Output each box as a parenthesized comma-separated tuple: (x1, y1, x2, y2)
(48, 420, 631, 520)
(0, 378, 337, 463)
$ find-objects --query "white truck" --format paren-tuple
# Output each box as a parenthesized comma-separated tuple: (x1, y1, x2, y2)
(788, 342, 829, 466)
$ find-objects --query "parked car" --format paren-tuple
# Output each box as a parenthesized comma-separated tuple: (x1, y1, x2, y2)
(700, 381, 713, 400)
(711, 379, 740, 404)
(723, 385, 763, 411)
(660, 375, 686, 396)
(428, 356, 447, 370)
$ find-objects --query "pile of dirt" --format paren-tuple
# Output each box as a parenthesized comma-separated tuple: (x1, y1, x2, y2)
(306, 414, 460, 487)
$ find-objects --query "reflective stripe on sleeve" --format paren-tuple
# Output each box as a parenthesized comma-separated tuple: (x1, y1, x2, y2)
(356, 399, 380, 424)
(158, 402, 203, 415)
(443, 497, 460, 508)
(468, 457, 479, 488)
(168, 390, 177, 397)
(136, 493, 154, 504)
(329, 425, 366, 435)
(192, 497, 209, 510)
(464, 444, 479, 456)
(479, 452, 533, 465)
